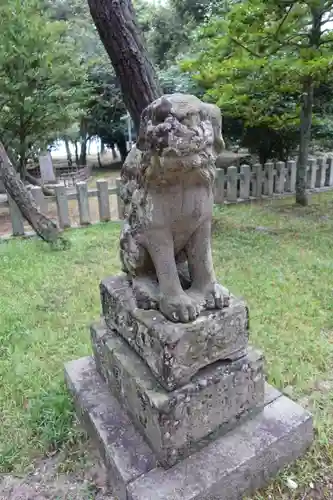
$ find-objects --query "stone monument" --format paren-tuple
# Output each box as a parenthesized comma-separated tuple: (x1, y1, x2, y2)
(65, 94, 313, 500)
(39, 152, 56, 184)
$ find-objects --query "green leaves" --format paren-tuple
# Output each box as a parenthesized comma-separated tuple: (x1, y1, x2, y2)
(183, 0, 333, 132)
(84, 72, 127, 145)
(179, 0, 333, 164)
(0, 0, 92, 164)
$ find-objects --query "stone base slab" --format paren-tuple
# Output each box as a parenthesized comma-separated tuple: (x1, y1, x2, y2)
(100, 276, 249, 391)
(65, 356, 313, 500)
(64, 356, 157, 499)
(92, 321, 265, 467)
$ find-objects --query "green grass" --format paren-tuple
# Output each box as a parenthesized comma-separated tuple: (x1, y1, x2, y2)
(0, 224, 120, 472)
(1, 193, 333, 498)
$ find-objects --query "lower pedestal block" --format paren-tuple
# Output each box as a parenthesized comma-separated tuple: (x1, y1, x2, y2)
(91, 321, 265, 467)
(65, 356, 313, 500)
(64, 356, 157, 499)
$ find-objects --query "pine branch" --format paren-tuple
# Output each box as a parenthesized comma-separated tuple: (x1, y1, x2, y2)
(229, 36, 261, 57)
(274, 4, 295, 40)
(319, 38, 333, 47)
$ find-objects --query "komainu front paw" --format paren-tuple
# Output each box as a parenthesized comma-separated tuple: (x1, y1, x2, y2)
(159, 293, 201, 323)
(187, 283, 230, 311)
(204, 283, 230, 310)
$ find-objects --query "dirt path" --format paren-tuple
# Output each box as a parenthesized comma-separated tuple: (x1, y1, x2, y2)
(0, 443, 114, 500)
(2, 444, 332, 500)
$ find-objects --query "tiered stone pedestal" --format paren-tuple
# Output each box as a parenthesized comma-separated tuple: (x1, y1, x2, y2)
(65, 276, 313, 500)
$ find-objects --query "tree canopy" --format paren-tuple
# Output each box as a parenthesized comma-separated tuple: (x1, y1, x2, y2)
(1, 0, 333, 204)
(184, 0, 333, 125)
(183, 0, 333, 203)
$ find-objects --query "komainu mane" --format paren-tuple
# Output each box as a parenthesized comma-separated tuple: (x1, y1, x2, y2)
(119, 93, 229, 322)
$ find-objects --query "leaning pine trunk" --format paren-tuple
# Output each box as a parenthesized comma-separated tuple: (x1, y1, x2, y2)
(87, 0, 162, 130)
(0, 142, 64, 244)
(296, 77, 314, 206)
(25, 172, 55, 197)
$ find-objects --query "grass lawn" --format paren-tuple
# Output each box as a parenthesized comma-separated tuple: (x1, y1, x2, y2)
(1, 192, 333, 498)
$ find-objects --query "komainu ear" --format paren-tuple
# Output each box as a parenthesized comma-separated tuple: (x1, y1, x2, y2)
(200, 102, 225, 154)
(136, 98, 173, 151)
(136, 107, 150, 150)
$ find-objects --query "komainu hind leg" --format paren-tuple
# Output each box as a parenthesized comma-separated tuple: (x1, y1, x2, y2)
(132, 275, 159, 310)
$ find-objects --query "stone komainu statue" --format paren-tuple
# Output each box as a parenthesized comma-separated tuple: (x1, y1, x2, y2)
(119, 93, 229, 323)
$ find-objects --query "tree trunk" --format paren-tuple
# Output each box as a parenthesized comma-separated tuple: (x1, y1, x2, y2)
(87, 0, 162, 130)
(80, 138, 87, 166)
(2, 141, 55, 197)
(114, 129, 128, 163)
(74, 142, 79, 165)
(259, 150, 268, 166)
(18, 110, 28, 180)
(97, 151, 102, 168)
(79, 118, 88, 166)
(64, 136, 73, 166)
(0, 142, 64, 244)
(296, 6, 322, 206)
(296, 78, 313, 206)
(19, 138, 27, 180)
(25, 172, 54, 197)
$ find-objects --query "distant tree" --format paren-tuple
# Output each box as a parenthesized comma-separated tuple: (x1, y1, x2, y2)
(45, 0, 114, 166)
(170, 0, 226, 23)
(85, 71, 128, 161)
(158, 64, 202, 94)
(312, 81, 333, 149)
(143, 3, 194, 68)
(0, 0, 90, 179)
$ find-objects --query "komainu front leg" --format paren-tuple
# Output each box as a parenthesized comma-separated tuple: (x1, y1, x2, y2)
(144, 229, 201, 322)
(186, 219, 230, 310)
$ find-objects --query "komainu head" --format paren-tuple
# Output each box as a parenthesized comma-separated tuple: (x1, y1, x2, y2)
(135, 93, 225, 185)
(120, 94, 225, 211)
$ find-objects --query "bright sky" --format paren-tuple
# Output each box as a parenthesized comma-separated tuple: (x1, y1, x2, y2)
(52, 137, 101, 158)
